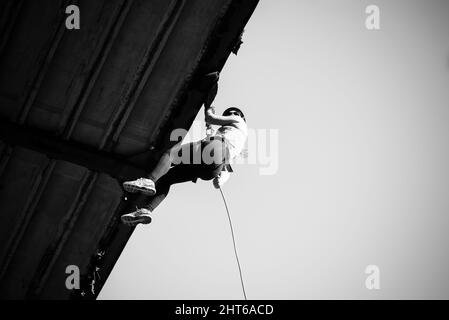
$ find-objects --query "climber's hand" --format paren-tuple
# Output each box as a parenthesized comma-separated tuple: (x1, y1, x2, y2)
(206, 105, 215, 114)
(213, 170, 230, 189)
(205, 82, 218, 109)
(213, 176, 220, 189)
(205, 106, 216, 125)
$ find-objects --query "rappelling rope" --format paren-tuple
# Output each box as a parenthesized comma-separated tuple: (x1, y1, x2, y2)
(218, 186, 247, 300)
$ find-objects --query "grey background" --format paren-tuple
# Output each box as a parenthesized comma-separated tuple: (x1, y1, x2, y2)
(99, 0, 449, 299)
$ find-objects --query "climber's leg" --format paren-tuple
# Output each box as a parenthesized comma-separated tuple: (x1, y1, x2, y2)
(121, 138, 226, 226)
(145, 163, 201, 212)
(121, 164, 200, 226)
(122, 140, 196, 195)
(148, 140, 184, 182)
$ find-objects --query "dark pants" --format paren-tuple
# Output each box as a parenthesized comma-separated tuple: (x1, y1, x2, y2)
(146, 138, 227, 211)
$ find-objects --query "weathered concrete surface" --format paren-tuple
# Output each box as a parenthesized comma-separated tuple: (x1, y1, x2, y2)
(0, 0, 258, 299)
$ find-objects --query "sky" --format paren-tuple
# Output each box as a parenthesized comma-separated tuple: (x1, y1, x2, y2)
(99, 0, 449, 299)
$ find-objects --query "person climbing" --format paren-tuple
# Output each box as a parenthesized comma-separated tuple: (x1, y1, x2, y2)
(120, 73, 248, 226)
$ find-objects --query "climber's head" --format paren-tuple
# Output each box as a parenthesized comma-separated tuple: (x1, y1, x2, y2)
(223, 107, 246, 122)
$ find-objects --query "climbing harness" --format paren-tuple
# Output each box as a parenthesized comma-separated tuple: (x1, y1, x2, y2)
(218, 186, 247, 300)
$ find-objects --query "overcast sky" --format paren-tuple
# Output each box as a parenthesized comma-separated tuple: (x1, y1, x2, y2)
(99, 0, 449, 299)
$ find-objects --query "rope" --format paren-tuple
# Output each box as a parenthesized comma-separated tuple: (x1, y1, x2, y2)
(218, 186, 247, 300)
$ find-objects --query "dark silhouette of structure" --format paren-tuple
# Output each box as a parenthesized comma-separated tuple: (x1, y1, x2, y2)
(0, 0, 259, 299)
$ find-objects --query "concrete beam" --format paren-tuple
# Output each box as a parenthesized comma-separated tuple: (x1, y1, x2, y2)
(0, 118, 146, 181)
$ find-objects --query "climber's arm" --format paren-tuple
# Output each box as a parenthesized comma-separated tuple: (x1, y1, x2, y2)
(205, 107, 240, 126)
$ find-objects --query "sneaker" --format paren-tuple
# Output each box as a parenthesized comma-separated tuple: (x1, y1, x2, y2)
(123, 178, 156, 196)
(121, 208, 152, 226)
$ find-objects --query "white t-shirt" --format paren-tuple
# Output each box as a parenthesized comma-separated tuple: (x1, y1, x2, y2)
(215, 116, 248, 161)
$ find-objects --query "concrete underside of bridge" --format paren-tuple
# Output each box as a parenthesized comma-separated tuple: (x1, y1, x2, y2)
(0, 0, 258, 299)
